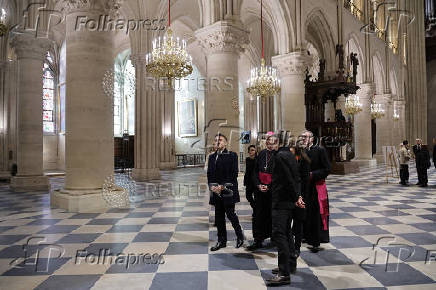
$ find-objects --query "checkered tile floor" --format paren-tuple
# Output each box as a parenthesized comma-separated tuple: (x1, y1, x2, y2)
(0, 163, 435, 289)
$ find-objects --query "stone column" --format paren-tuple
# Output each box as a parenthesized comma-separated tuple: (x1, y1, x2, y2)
(130, 55, 161, 180)
(160, 83, 176, 170)
(10, 33, 51, 191)
(353, 83, 376, 166)
(272, 52, 310, 136)
(374, 94, 393, 163)
(51, 1, 119, 211)
(195, 21, 248, 153)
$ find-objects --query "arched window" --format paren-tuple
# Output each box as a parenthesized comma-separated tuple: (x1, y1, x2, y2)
(114, 50, 135, 136)
(307, 42, 320, 82)
(43, 53, 55, 133)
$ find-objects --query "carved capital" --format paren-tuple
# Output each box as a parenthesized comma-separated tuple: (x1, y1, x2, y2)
(195, 21, 249, 55)
(271, 52, 311, 76)
(10, 32, 52, 60)
(55, 0, 123, 17)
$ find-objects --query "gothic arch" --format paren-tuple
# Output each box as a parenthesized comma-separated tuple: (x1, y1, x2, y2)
(372, 52, 385, 95)
(304, 8, 336, 74)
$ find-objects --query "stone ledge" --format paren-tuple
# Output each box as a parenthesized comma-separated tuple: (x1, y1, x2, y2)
(51, 189, 110, 212)
(10, 175, 49, 192)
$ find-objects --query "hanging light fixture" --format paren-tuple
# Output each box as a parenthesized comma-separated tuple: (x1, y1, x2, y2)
(370, 97, 385, 119)
(344, 94, 363, 115)
(393, 104, 400, 121)
(246, 0, 281, 100)
(0, 8, 8, 37)
(145, 0, 193, 84)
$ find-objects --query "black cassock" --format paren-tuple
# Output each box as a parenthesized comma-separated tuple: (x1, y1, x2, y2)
(252, 149, 275, 242)
(305, 145, 331, 247)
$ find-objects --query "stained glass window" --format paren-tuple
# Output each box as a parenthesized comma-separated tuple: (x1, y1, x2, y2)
(43, 57, 55, 133)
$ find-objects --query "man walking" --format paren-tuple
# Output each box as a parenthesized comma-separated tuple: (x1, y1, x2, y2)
(208, 134, 244, 251)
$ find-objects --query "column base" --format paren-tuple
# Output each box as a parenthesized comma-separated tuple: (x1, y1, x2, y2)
(10, 175, 49, 192)
(132, 168, 160, 181)
(159, 162, 177, 170)
(351, 158, 377, 168)
(51, 188, 111, 212)
(373, 153, 385, 164)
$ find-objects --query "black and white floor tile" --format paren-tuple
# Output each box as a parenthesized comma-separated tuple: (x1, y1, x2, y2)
(0, 163, 435, 289)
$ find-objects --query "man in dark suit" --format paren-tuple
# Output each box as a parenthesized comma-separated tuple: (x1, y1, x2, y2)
(207, 133, 244, 251)
(413, 139, 431, 187)
(266, 137, 304, 286)
(302, 130, 331, 253)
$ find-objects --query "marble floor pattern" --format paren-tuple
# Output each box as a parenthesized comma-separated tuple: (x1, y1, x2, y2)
(0, 163, 435, 290)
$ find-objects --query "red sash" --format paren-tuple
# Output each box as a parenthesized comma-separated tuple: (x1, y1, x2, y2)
(259, 172, 272, 185)
(316, 180, 329, 230)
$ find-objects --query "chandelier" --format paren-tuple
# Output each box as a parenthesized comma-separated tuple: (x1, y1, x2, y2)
(246, 0, 281, 99)
(344, 94, 362, 115)
(145, 0, 192, 84)
(0, 8, 7, 37)
(370, 99, 385, 119)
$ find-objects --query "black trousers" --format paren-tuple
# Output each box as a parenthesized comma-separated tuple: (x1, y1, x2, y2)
(416, 166, 428, 185)
(400, 164, 409, 184)
(253, 189, 272, 242)
(272, 209, 297, 276)
(214, 198, 243, 243)
(292, 217, 304, 251)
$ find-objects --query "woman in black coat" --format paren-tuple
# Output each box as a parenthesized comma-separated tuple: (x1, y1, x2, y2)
(244, 145, 257, 209)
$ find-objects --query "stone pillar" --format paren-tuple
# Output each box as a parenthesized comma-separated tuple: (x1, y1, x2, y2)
(353, 83, 377, 166)
(160, 84, 176, 170)
(374, 94, 393, 163)
(195, 21, 248, 153)
(130, 55, 161, 180)
(272, 52, 310, 135)
(51, 1, 119, 211)
(10, 33, 51, 191)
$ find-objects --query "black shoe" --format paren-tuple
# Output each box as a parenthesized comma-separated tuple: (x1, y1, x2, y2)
(400, 183, 408, 186)
(309, 246, 322, 253)
(272, 266, 296, 275)
(246, 241, 262, 251)
(416, 182, 421, 185)
(420, 184, 428, 187)
(210, 242, 226, 251)
(265, 275, 290, 286)
(236, 237, 244, 248)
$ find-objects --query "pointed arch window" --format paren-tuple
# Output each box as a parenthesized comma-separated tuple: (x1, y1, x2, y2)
(43, 53, 56, 133)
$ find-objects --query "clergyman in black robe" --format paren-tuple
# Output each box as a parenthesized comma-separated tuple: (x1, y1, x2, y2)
(301, 130, 331, 252)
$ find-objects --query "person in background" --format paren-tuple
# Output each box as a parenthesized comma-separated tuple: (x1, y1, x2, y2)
(399, 140, 411, 186)
(244, 145, 257, 209)
(207, 134, 244, 251)
(266, 136, 304, 286)
(413, 139, 431, 187)
(248, 133, 278, 251)
(414, 141, 431, 187)
(301, 130, 331, 253)
(433, 138, 436, 169)
(289, 138, 311, 257)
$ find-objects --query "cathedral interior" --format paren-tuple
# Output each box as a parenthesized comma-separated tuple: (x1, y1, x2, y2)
(0, 0, 435, 289)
